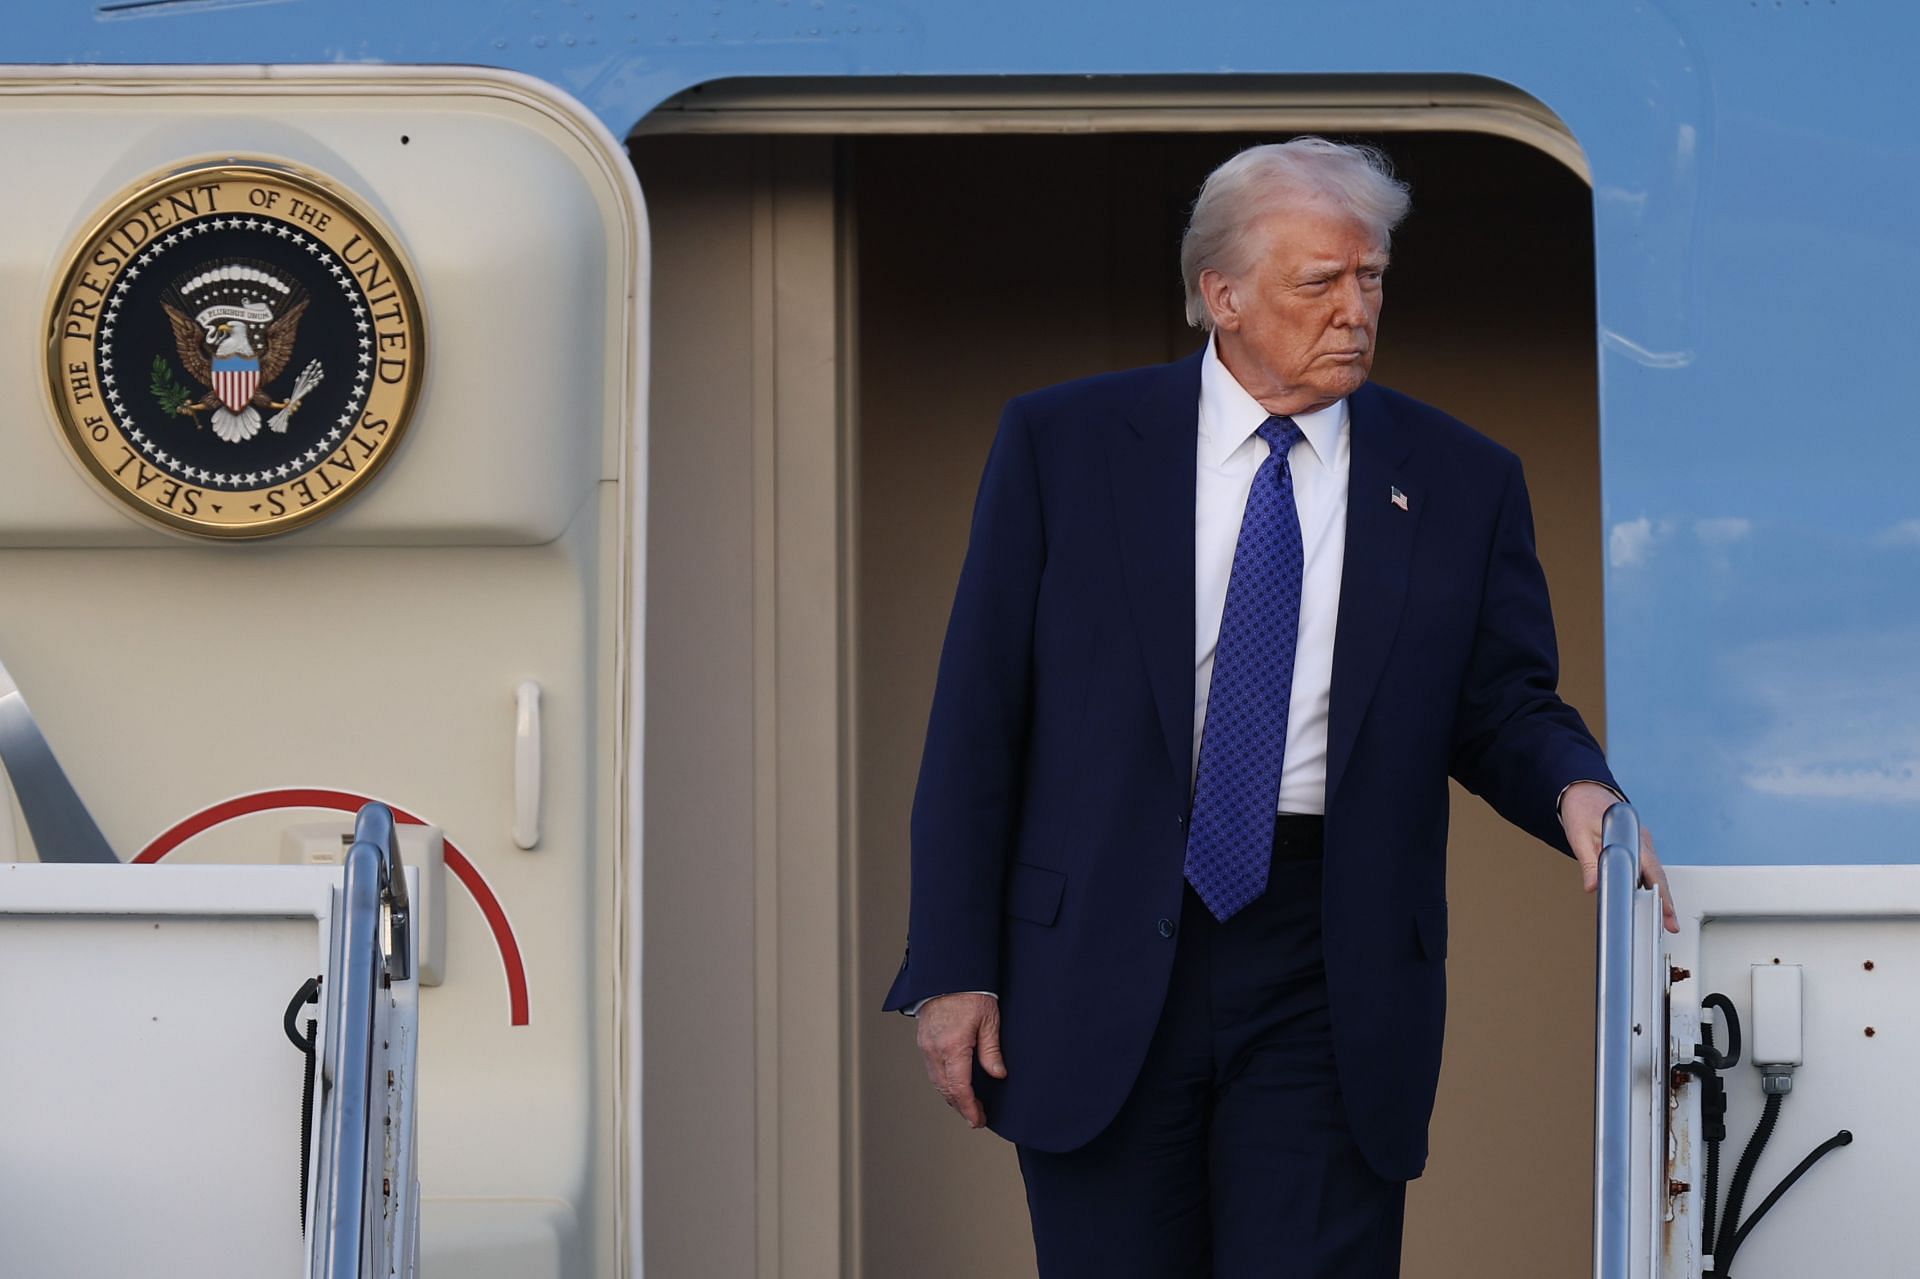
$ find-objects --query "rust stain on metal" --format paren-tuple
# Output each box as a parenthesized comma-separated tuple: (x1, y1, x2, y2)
(1663, 1116, 1691, 1259)
(1669, 965, 1692, 983)
(1664, 1026, 1698, 1270)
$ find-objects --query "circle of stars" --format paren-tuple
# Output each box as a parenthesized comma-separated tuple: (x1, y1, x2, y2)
(98, 214, 376, 490)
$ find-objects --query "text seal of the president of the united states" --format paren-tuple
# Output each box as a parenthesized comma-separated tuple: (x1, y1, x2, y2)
(46, 160, 424, 538)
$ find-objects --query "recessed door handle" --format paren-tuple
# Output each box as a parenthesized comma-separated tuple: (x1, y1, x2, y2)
(514, 680, 542, 851)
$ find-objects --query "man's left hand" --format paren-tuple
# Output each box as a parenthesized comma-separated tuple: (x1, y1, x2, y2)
(1560, 782, 1679, 934)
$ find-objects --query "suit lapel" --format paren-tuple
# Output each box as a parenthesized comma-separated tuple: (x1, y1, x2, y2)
(1325, 382, 1421, 803)
(1110, 352, 1203, 801)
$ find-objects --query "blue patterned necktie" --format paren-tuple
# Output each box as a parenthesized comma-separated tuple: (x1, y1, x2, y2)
(1184, 415, 1306, 922)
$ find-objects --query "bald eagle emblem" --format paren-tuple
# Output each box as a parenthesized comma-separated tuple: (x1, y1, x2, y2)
(156, 259, 324, 443)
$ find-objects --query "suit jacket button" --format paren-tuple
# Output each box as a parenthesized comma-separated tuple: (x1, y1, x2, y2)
(1157, 918, 1176, 939)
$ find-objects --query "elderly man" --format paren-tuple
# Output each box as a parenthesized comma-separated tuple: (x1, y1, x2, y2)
(884, 137, 1675, 1277)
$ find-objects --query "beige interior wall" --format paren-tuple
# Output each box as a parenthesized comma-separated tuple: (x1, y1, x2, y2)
(851, 132, 1604, 1279)
(632, 135, 763, 1279)
(633, 134, 851, 1279)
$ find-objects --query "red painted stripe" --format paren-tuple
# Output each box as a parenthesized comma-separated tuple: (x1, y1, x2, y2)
(135, 787, 530, 1026)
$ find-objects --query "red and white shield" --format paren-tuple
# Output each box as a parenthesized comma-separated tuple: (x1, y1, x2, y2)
(212, 357, 260, 413)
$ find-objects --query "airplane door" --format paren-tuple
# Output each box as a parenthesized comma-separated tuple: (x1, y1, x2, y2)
(0, 66, 647, 1278)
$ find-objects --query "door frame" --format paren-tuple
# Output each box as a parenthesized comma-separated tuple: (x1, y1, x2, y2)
(631, 79, 1590, 1278)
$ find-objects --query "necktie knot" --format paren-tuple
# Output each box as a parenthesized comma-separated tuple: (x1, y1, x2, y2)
(1257, 415, 1303, 462)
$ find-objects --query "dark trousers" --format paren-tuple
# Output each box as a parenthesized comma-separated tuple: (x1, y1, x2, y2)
(1017, 819, 1406, 1278)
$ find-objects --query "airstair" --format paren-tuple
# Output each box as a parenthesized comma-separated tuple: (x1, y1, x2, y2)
(1591, 804, 1909, 1278)
(0, 670, 419, 1278)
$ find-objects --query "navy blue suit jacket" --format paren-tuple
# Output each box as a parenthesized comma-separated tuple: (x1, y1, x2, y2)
(883, 350, 1616, 1181)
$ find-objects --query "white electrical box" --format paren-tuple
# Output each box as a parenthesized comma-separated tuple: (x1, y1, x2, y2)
(1749, 963, 1805, 1069)
(282, 819, 447, 987)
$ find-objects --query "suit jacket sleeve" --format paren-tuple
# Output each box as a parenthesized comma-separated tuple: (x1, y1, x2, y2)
(883, 400, 1044, 1011)
(1447, 452, 1619, 856)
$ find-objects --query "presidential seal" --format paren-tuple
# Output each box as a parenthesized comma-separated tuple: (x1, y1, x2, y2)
(46, 161, 424, 537)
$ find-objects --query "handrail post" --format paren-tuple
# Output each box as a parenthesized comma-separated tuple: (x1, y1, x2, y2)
(1592, 800, 1642, 1279)
(354, 801, 410, 984)
(0, 667, 119, 863)
(313, 801, 407, 1279)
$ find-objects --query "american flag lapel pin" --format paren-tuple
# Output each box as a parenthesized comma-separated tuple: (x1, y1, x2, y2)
(1390, 485, 1410, 512)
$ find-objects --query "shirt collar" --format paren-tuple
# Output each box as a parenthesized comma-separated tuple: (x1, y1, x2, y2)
(1198, 335, 1348, 470)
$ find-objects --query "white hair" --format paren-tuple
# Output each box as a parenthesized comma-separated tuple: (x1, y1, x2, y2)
(1180, 137, 1411, 330)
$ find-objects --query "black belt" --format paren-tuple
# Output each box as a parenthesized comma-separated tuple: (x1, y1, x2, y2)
(1271, 814, 1325, 861)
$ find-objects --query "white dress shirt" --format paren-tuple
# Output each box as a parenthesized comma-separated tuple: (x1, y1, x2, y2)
(1193, 336, 1349, 815)
(909, 345, 1352, 1014)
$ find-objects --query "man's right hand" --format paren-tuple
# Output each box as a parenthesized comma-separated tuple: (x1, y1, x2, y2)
(915, 992, 1007, 1128)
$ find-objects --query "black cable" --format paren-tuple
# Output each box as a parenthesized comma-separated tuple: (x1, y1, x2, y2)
(281, 976, 320, 1051)
(282, 976, 322, 1236)
(298, 1017, 318, 1233)
(1701, 993, 1743, 1069)
(1704, 1134, 1721, 1257)
(1717, 1129, 1852, 1275)
(1699, 1020, 1723, 1257)
(1717, 1089, 1782, 1267)
(1683, 994, 1740, 1261)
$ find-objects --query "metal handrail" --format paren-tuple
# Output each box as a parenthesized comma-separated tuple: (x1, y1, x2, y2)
(364, 802, 411, 985)
(313, 802, 407, 1279)
(1592, 800, 1642, 1279)
(0, 658, 118, 863)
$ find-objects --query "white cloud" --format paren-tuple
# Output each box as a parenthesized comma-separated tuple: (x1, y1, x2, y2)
(1612, 516, 1750, 566)
(1873, 519, 1920, 548)
(1746, 762, 1920, 804)
(1732, 629, 1920, 807)
(1610, 517, 1657, 568)
(1598, 328, 1693, 369)
(1694, 517, 1752, 546)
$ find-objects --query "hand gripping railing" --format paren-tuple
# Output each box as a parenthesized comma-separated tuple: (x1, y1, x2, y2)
(1592, 800, 1642, 1279)
(313, 802, 410, 1279)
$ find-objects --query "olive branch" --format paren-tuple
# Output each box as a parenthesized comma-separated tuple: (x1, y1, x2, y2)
(150, 356, 192, 415)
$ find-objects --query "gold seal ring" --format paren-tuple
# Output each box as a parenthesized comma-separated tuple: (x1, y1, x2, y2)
(45, 160, 425, 538)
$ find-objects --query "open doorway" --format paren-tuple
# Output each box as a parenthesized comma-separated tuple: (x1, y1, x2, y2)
(635, 122, 1605, 1278)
